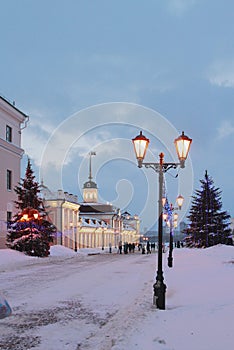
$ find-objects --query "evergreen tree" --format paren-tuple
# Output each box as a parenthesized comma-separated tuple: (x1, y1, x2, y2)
(14, 158, 43, 210)
(185, 171, 232, 248)
(7, 159, 56, 257)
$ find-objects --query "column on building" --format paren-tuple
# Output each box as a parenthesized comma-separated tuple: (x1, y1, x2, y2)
(42, 188, 80, 249)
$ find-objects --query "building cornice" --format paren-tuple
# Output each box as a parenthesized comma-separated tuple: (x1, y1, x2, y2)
(0, 138, 24, 157)
(0, 95, 29, 122)
(44, 199, 80, 210)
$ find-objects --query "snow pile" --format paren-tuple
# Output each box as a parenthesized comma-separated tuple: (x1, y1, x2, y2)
(49, 245, 76, 257)
(0, 248, 34, 272)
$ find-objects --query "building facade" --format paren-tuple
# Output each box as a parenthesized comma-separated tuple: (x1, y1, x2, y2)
(41, 186, 80, 250)
(0, 96, 28, 248)
(78, 153, 140, 248)
(42, 153, 140, 250)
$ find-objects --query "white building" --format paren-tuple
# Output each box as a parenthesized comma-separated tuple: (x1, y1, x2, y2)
(79, 153, 140, 247)
(42, 153, 140, 250)
(0, 96, 28, 248)
(41, 185, 80, 249)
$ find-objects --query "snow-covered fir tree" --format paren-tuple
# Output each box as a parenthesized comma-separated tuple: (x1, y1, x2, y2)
(185, 170, 232, 248)
(6, 159, 56, 257)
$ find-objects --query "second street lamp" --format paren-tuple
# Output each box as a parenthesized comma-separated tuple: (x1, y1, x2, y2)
(163, 195, 184, 268)
(132, 131, 192, 310)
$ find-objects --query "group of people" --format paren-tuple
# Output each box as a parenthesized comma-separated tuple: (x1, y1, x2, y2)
(112, 240, 184, 255)
(118, 241, 136, 254)
(117, 241, 158, 255)
(138, 241, 156, 254)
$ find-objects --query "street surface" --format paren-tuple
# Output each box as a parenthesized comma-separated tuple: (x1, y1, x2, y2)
(0, 250, 157, 350)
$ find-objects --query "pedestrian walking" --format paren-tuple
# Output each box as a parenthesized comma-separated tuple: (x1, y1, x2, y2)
(124, 242, 128, 254)
(118, 241, 122, 254)
(146, 241, 151, 254)
(128, 243, 132, 253)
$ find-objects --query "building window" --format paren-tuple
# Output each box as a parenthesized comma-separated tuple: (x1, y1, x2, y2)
(6, 125, 12, 142)
(7, 169, 12, 190)
(7, 211, 12, 222)
(7, 211, 12, 229)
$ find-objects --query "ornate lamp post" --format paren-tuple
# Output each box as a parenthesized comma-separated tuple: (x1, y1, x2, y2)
(163, 195, 184, 268)
(132, 131, 192, 309)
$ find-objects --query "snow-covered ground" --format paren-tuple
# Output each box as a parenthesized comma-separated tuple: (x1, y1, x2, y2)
(0, 244, 233, 350)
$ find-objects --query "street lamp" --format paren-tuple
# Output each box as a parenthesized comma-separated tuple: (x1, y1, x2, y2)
(21, 208, 40, 222)
(163, 195, 184, 268)
(132, 131, 192, 309)
(20, 208, 41, 254)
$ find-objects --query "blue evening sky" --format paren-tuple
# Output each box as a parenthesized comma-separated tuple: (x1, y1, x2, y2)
(1, 0, 234, 231)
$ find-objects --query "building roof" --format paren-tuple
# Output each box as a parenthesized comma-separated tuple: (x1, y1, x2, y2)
(79, 203, 115, 214)
(0, 95, 29, 119)
(83, 180, 97, 189)
(80, 217, 110, 228)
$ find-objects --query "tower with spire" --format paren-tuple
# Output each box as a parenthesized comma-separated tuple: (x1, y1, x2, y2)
(83, 152, 98, 203)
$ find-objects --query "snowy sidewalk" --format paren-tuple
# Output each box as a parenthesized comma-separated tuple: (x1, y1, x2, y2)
(0, 245, 234, 350)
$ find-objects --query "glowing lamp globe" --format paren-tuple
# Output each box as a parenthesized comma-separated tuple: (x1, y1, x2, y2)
(132, 131, 149, 168)
(174, 131, 192, 168)
(176, 195, 184, 209)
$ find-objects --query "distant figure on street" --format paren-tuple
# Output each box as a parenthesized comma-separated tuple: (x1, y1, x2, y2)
(146, 241, 151, 254)
(118, 241, 122, 254)
(124, 242, 128, 254)
(109, 242, 112, 253)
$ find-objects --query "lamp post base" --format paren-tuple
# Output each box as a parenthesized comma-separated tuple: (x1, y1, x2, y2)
(168, 255, 173, 268)
(153, 280, 167, 310)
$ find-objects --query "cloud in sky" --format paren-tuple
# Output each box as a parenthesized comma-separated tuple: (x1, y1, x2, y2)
(165, 0, 197, 15)
(30, 102, 193, 229)
(207, 60, 234, 88)
(2, 0, 234, 222)
(64, 53, 177, 110)
(22, 107, 60, 166)
(217, 120, 234, 139)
